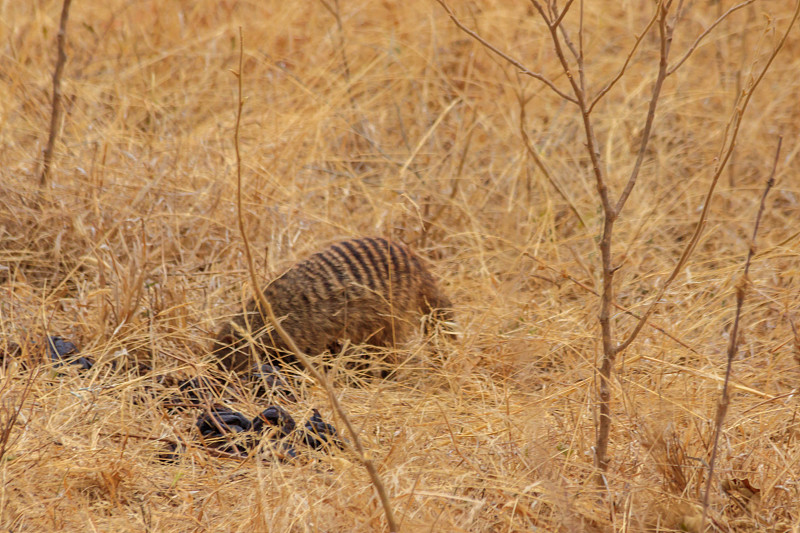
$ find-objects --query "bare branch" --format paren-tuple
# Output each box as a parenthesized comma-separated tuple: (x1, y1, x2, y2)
(317, 0, 337, 18)
(701, 136, 781, 531)
(589, 6, 660, 112)
(551, 8, 613, 479)
(529, 0, 613, 218)
(578, 0, 584, 63)
(526, 3, 619, 478)
(40, 0, 72, 186)
(552, 0, 581, 68)
(614, 1, 673, 215)
(617, 1, 800, 355)
(667, 0, 756, 75)
(551, 0, 577, 29)
(518, 90, 588, 227)
(528, 0, 551, 25)
(434, 0, 578, 103)
(557, 23, 581, 72)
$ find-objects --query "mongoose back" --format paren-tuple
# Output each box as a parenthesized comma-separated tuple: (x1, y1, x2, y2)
(213, 237, 453, 372)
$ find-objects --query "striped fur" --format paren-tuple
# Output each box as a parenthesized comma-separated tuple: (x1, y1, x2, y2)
(213, 237, 453, 372)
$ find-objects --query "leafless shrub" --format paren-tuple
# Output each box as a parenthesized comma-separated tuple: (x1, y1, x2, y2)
(437, 0, 800, 490)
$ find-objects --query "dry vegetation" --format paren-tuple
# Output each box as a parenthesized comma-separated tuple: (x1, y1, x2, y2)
(1, 0, 800, 531)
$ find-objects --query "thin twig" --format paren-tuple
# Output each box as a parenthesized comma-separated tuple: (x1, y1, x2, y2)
(667, 0, 756, 76)
(40, 0, 73, 186)
(589, 6, 660, 112)
(516, 248, 698, 354)
(557, 22, 583, 88)
(528, 0, 612, 214)
(700, 136, 781, 531)
(616, 0, 800, 355)
(434, 0, 578, 104)
(529, 0, 631, 481)
(578, 0, 584, 65)
(231, 28, 399, 533)
(614, 1, 674, 215)
(551, 0, 577, 30)
(517, 90, 587, 227)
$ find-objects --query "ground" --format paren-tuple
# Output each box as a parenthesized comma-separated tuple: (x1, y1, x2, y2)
(1, 1, 799, 531)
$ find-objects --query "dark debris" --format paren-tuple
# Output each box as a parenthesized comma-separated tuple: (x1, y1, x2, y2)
(196, 406, 253, 455)
(46, 336, 93, 370)
(189, 404, 342, 460)
(252, 405, 296, 438)
(301, 408, 345, 450)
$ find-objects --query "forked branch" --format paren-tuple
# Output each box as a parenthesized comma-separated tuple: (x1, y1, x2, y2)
(700, 137, 781, 531)
(437, 0, 799, 488)
(616, 0, 800, 355)
(527, 0, 613, 214)
(551, 0, 577, 30)
(434, 0, 578, 103)
(589, 6, 660, 112)
(614, 1, 673, 215)
(668, 0, 756, 75)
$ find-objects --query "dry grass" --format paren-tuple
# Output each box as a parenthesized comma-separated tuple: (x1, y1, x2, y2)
(1, 0, 799, 531)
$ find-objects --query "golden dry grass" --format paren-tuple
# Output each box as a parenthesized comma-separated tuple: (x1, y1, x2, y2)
(1, 0, 800, 531)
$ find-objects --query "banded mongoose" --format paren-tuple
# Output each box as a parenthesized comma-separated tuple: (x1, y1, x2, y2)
(213, 237, 453, 372)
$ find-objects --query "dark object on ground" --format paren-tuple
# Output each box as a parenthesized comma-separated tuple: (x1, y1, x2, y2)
(252, 406, 300, 461)
(302, 408, 345, 450)
(248, 363, 297, 401)
(194, 405, 298, 459)
(252, 405, 298, 460)
(213, 237, 454, 372)
(196, 407, 252, 434)
(252, 405, 296, 438)
(195, 406, 253, 455)
(46, 336, 93, 370)
(191, 404, 342, 459)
